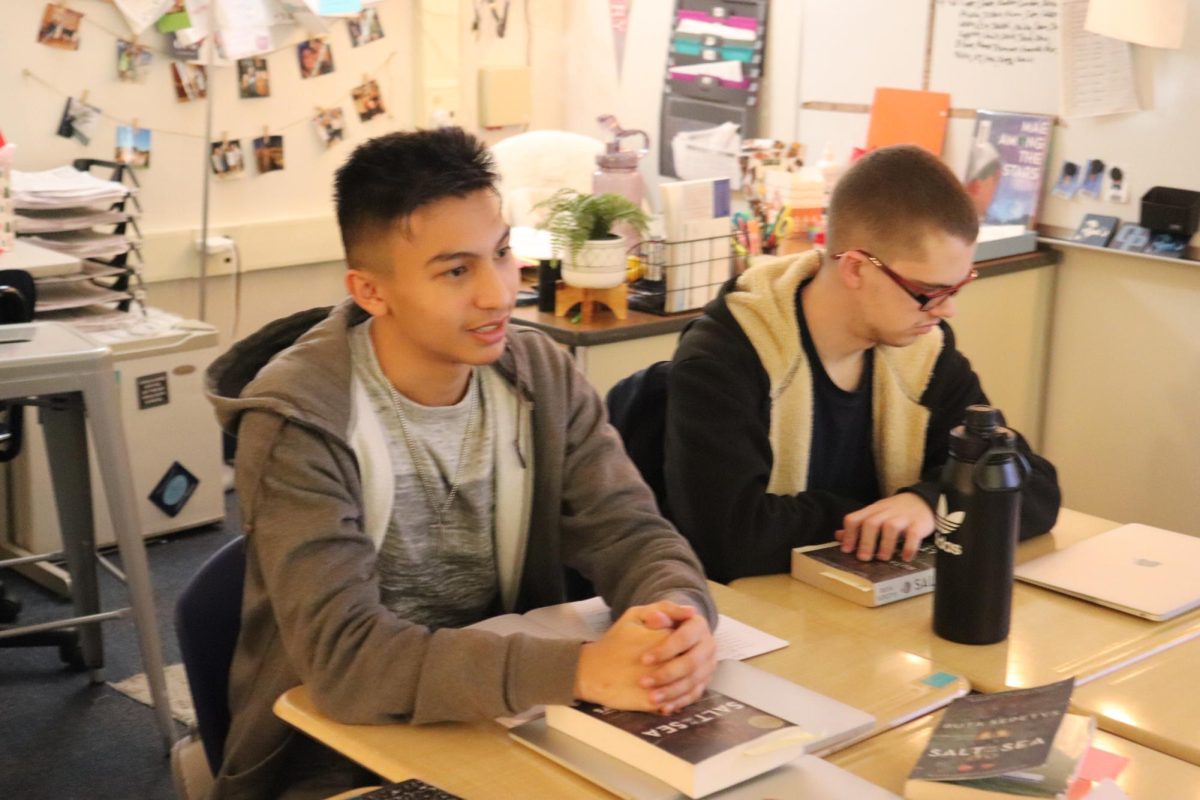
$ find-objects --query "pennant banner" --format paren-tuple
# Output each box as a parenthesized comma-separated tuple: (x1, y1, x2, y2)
(609, 0, 631, 79)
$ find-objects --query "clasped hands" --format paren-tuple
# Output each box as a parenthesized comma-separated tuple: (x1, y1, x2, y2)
(574, 600, 716, 715)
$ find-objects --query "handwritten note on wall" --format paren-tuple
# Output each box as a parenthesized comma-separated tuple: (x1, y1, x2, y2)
(930, 0, 1059, 115)
(1059, 0, 1139, 118)
(944, 0, 1058, 67)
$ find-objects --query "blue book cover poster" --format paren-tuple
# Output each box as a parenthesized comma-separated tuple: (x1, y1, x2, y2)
(1144, 231, 1189, 258)
(1110, 222, 1151, 252)
(1071, 214, 1121, 247)
(963, 111, 1053, 228)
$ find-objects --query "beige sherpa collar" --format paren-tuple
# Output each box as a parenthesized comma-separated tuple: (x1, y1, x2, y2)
(725, 251, 944, 497)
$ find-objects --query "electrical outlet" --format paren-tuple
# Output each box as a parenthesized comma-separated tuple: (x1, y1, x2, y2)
(195, 235, 235, 254)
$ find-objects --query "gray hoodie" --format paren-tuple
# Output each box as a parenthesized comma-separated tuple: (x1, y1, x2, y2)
(204, 299, 715, 800)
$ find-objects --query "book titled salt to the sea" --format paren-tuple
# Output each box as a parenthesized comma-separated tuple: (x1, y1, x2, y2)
(546, 691, 808, 798)
(906, 678, 1095, 799)
(792, 541, 936, 607)
(535, 660, 875, 798)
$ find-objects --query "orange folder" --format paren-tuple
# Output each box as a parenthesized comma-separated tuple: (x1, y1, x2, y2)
(866, 87, 951, 155)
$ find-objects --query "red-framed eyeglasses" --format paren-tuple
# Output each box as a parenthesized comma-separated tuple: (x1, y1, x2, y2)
(834, 250, 978, 312)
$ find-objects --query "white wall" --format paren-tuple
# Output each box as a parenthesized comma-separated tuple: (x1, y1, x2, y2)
(0, 0, 568, 329)
(1042, 247, 1200, 535)
(0, 0, 417, 284)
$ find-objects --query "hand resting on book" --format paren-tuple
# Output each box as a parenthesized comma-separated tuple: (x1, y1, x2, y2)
(836, 491, 935, 562)
(574, 600, 717, 716)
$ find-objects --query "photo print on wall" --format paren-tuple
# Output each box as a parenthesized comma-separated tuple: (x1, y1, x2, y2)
(56, 97, 101, 145)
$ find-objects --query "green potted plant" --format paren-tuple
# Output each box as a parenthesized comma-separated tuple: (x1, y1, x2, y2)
(536, 189, 650, 288)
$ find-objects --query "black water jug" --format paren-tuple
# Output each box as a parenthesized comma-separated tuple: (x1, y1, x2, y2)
(932, 405, 1029, 644)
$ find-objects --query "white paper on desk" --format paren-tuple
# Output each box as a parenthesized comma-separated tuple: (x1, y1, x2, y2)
(114, 0, 176, 35)
(1086, 0, 1186, 49)
(1059, 0, 1140, 118)
(470, 595, 788, 662)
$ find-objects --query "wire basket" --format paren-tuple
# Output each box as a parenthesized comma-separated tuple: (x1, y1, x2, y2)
(628, 232, 734, 314)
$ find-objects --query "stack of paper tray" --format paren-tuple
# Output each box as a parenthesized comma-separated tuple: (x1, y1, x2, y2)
(974, 225, 1037, 262)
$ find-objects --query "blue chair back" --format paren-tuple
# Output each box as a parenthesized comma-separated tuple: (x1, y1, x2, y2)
(175, 536, 246, 775)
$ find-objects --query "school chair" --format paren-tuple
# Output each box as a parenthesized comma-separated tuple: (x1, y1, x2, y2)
(605, 360, 672, 515)
(172, 535, 246, 797)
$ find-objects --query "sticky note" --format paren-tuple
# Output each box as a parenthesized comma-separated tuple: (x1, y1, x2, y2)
(1078, 748, 1130, 782)
(921, 672, 957, 688)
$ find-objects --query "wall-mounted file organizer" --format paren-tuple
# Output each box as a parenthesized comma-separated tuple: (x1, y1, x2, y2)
(660, 0, 769, 181)
(629, 231, 734, 315)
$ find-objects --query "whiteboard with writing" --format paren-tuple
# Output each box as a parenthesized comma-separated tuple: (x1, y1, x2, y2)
(928, 0, 1060, 115)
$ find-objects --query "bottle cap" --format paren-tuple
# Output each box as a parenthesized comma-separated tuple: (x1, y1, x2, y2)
(964, 405, 1001, 437)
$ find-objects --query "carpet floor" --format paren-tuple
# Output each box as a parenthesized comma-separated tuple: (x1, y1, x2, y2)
(0, 494, 238, 800)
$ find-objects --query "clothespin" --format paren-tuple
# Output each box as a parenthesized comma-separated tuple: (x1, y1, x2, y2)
(132, 117, 139, 131)
(221, 130, 229, 147)
(80, 89, 89, 104)
(262, 125, 270, 142)
(492, 0, 511, 37)
(362, 73, 369, 86)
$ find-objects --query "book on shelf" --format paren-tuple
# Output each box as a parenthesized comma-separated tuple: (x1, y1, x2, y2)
(792, 541, 936, 607)
(532, 659, 876, 798)
(467, 594, 787, 663)
(963, 110, 1053, 229)
(905, 678, 1095, 799)
(1070, 214, 1121, 247)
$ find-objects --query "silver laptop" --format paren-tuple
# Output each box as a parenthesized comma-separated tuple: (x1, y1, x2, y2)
(1015, 523, 1200, 621)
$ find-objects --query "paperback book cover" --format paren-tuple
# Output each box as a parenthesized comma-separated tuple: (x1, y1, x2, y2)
(963, 110, 1054, 229)
(1108, 222, 1151, 253)
(792, 542, 936, 607)
(574, 691, 786, 764)
(1071, 214, 1121, 247)
(906, 678, 1093, 799)
(546, 689, 811, 798)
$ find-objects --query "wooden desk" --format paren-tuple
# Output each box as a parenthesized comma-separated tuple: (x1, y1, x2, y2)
(731, 509, 1200, 693)
(1071, 634, 1200, 766)
(274, 582, 970, 795)
(828, 710, 1200, 798)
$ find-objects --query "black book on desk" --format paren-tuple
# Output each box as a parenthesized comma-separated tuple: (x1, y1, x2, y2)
(905, 678, 1095, 799)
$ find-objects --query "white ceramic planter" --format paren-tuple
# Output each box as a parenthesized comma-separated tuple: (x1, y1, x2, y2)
(561, 236, 627, 288)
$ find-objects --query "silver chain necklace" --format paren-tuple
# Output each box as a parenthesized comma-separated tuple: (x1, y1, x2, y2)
(386, 371, 480, 531)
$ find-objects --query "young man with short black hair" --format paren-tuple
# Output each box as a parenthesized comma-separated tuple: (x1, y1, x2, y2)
(663, 145, 1060, 583)
(207, 128, 716, 800)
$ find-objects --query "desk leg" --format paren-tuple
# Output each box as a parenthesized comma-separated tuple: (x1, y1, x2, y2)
(39, 394, 104, 679)
(82, 378, 178, 751)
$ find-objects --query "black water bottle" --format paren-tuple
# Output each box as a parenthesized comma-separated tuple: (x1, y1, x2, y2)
(932, 405, 1030, 645)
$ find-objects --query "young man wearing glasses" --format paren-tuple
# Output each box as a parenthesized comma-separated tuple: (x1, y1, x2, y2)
(661, 144, 1061, 582)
